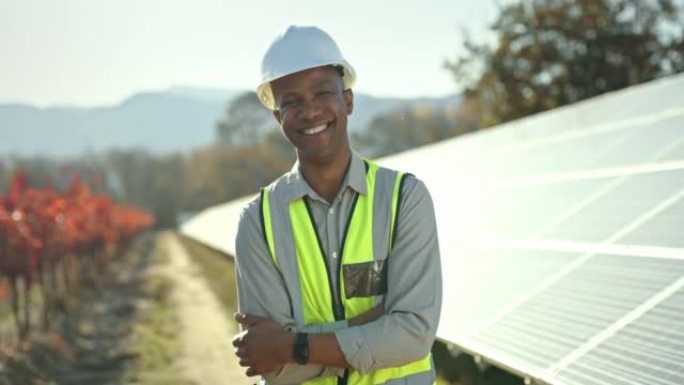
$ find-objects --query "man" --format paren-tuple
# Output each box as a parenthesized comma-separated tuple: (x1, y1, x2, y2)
(232, 25, 442, 385)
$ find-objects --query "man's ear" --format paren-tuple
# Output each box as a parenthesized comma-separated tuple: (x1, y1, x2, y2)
(343, 89, 354, 115)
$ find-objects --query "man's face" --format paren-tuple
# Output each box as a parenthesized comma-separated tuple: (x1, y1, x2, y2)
(271, 65, 353, 164)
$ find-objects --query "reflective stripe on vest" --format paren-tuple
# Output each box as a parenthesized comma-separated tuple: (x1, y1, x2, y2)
(260, 160, 432, 385)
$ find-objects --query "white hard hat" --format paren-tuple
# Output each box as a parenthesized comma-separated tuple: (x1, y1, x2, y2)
(256, 25, 356, 110)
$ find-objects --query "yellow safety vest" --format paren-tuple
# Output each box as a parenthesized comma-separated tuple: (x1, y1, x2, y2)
(260, 160, 433, 385)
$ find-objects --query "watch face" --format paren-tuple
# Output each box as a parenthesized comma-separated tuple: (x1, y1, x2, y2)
(294, 333, 309, 364)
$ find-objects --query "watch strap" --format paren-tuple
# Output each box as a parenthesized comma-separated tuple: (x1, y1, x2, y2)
(293, 332, 310, 365)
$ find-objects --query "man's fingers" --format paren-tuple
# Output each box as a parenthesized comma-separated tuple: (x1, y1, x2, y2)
(246, 367, 260, 377)
(232, 330, 247, 347)
(234, 346, 247, 358)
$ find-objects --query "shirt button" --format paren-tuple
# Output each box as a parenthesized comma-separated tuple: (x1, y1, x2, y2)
(329, 208, 335, 215)
(332, 251, 338, 259)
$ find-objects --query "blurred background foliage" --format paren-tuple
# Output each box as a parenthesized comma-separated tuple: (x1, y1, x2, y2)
(1, 0, 683, 228)
(445, 0, 684, 126)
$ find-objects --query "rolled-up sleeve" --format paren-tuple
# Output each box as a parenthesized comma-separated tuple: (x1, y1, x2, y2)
(334, 178, 442, 374)
(235, 200, 344, 384)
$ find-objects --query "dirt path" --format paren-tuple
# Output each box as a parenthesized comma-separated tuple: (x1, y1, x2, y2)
(160, 232, 252, 385)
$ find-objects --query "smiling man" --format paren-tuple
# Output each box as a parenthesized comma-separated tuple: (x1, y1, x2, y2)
(232, 25, 442, 385)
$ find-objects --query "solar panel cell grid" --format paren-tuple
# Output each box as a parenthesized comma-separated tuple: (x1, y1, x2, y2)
(563, 352, 674, 385)
(473, 255, 684, 374)
(657, 140, 684, 162)
(559, 290, 684, 385)
(619, 199, 684, 248)
(440, 248, 576, 336)
(590, 120, 684, 166)
(538, 171, 684, 243)
(474, 121, 681, 179)
(444, 179, 606, 240)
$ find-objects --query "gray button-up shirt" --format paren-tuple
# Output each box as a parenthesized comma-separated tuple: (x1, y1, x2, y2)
(235, 152, 442, 384)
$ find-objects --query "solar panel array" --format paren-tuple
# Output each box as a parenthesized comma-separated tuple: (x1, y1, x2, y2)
(181, 73, 684, 384)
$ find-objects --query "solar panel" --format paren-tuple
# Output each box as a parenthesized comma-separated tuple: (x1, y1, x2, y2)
(557, 287, 684, 385)
(472, 120, 681, 178)
(620, 199, 684, 248)
(474, 255, 684, 370)
(539, 171, 684, 242)
(370, 73, 684, 384)
(181, 73, 684, 384)
(439, 248, 576, 336)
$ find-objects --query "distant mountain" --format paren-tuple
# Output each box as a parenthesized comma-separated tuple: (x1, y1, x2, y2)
(165, 86, 236, 104)
(0, 87, 460, 158)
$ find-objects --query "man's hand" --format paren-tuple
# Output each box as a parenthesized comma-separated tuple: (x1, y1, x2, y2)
(232, 305, 384, 376)
(232, 313, 294, 377)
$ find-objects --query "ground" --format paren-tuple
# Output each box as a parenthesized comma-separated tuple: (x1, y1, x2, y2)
(0, 231, 252, 385)
(159, 232, 249, 385)
(0, 231, 516, 385)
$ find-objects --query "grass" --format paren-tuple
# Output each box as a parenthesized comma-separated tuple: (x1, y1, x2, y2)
(176, 234, 238, 313)
(124, 234, 189, 385)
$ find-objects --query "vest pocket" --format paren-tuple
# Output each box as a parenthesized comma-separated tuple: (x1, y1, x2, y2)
(343, 259, 388, 298)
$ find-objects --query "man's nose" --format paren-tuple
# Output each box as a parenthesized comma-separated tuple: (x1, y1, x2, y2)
(297, 99, 323, 121)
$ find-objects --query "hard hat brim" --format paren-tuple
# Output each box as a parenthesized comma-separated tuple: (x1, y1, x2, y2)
(256, 61, 356, 111)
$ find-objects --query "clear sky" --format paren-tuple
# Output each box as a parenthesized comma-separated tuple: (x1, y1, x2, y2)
(0, 0, 505, 107)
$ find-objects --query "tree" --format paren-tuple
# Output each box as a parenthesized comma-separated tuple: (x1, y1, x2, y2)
(183, 142, 293, 210)
(352, 105, 458, 158)
(446, 0, 684, 126)
(103, 149, 185, 229)
(216, 91, 277, 144)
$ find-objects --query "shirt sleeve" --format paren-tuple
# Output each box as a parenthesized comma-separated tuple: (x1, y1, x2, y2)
(234, 199, 345, 384)
(295, 320, 349, 334)
(334, 177, 443, 374)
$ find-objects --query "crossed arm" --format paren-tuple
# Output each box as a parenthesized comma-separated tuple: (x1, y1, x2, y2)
(232, 178, 442, 383)
(232, 304, 384, 377)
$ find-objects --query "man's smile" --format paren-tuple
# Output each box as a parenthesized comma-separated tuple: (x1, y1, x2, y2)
(301, 122, 331, 136)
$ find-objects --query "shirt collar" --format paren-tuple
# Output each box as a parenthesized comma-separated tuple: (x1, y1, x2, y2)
(283, 151, 368, 202)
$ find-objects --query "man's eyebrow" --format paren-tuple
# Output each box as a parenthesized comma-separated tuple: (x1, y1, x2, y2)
(314, 79, 337, 88)
(278, 90, 301, 101)
(277, 78, 338, 101)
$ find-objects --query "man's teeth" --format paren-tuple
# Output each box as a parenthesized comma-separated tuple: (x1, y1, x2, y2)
(303, 124, 327, 135)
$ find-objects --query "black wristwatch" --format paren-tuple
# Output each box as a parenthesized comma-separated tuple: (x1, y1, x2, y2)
(292, 332, 309, 365)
